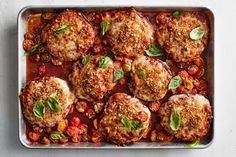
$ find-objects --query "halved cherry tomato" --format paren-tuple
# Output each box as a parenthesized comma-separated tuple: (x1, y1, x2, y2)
(59, 138, 68, 144)
(176, 85, 186, 94)
(28, 131, 40, 142)
(70, 116, 80, 127)
(91, 129, 101, 143)
(193, 57, 204, 67)
(148, 101, 160, 112)
(198, 79, 208, 91)
(72, 135, 81, 143)
(187, 64, 199, 76)
(66, 126, 79, 137)
(178, 70, 189, 81)
(78, 124, 88, 135)
(76, 101, 88, 113)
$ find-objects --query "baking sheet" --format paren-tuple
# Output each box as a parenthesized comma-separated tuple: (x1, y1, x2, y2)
(18, 6, 214, 149)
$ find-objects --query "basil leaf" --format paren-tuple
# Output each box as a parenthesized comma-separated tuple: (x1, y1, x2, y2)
(33, 100, 45, 118)
(25, 43, 40, 55)
(121, 116, 132, 131)
(137, 68, 146, 76)
(172, 10, 183, 17)
(100, 20, 108, 36)
(113, 68, 124, 82)
(184, 140, 200, 148)
(47, 96, 62, 112)
(145, 44, 164, 57)
(168, 76, 182, 89)
(169, 108, 181, 131)
(121, 116, 143, 131)
(190, 27, 205, 40)
(50, 133, 68, 139)
(54, 24, 71, 33)
(82, 55, 91, 65)
(97, 56, 111, 68)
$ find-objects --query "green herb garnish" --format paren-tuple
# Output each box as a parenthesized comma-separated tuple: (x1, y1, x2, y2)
(172, 10, 183, 17)
(47, 96, 61, 112)
(121, 115, 143, 131)
(33, 100, 45, 118)
(168, 76, 182, 89)
(145, 44, 164, 57)
(81, 55, 91, 65)
(97, 56, 111, 68)
(113, 68, 124, 82)
(137, 68, 146, 76)
(54, 24, 71, 33)
(100, 20, 108, 36)
(190, 27, 205, 40)
(25, 43, 40, 55)
(184, 140, 200, 148)
(50, 133, 68, 139)
(169, 108, 181, 131)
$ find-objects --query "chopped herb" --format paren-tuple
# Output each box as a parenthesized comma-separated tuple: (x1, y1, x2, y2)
(25, 43, 40, 55)
(168, 76, 182, 89)
(113, 68, 124, 82)
(81, 55, 91, 65)
(169, 108, 181, 131)
(100, 20, 108, 36)
(97, 56, 111, 68)
(33, 100, 45, 118)
(54, 24, 71, 33)
(137, 68, 146, 76)
(47, 96, 61, 112)
(190, 27, 205, 40)
(145, 44, 164, 57)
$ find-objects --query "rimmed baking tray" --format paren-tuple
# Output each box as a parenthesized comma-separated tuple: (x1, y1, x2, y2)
(18, 6, 214, 149)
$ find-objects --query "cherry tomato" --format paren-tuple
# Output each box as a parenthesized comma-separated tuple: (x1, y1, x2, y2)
(86, 109, 95, 119)
(23, 39, 34, 50)
(91, 129, 101, 143)
(176, 85, 186, 94)
(178, 70, 189, 81)
(59, 138, 68, 144)
(136, 111, 148, 122)
(66, 126, 79, 137)
(198, 79, 208, 91)
(70, 116, 80, 127)
(148, 101, 160, 112)
(78, 124, 88, 135)
(72, 135, 81, 143)
(187, 64, 199, 76)
(193, 57, 204, 67)
(28, 131, 40, 142)
(76, 101, 88, 113)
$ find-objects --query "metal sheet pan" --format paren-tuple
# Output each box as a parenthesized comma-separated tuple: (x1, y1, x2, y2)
(18, 6, 214, 149)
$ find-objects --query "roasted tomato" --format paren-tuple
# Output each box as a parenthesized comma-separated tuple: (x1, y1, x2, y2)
(91, 129, 101, 143)
(70, 116, 80, 127)
(198, 79, 208, 91)
(148, 101, 160, 112)
(187, 64, 199, 76)
(28, 131, 40, 142)
(59, 138, 69, 144)
(72, 135, 81, 143)
(76, 101, 88, 113)
(66, 126, 79, 137)
(78, 124, 88, 135)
